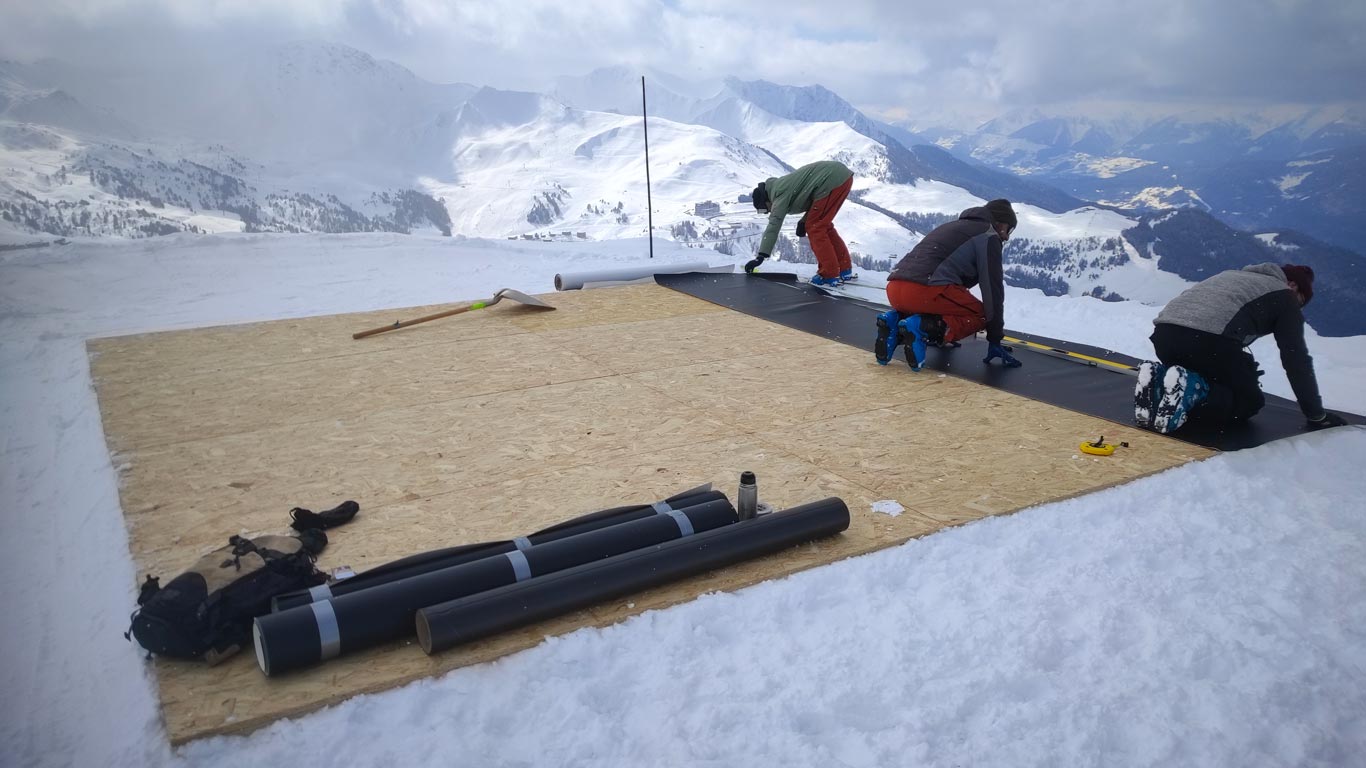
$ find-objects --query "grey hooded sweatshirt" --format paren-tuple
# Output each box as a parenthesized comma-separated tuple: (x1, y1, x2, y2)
(1154, 262, 1323, 418)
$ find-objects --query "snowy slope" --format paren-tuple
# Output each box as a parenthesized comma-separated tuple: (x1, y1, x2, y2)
(1, 234, 1364, 768)
(423, 94, 785, 240)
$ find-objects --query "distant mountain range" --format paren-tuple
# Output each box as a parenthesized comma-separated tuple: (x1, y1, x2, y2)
(1, 42, 1362, 335)
(916, 104, 1366, 252)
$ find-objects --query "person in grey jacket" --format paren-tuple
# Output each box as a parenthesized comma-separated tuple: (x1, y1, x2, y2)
(1135, 262, 1347, 434)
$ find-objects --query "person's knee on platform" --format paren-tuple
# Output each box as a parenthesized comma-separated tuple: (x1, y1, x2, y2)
(1232, 390, 1266, 421)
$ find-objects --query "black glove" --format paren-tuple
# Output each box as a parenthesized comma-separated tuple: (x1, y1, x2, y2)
(744, 254, 769, 274)
(1307, 411, 1348, 430)
(983, 342, 1022, 368)
(795, 219, 807, 238)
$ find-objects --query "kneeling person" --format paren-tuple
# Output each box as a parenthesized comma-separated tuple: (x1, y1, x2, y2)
(1136, 262, 1347, 434)
(877, 199, 1020, 371)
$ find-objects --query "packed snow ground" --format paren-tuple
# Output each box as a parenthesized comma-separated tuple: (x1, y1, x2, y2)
(1, 233, 1363, 768)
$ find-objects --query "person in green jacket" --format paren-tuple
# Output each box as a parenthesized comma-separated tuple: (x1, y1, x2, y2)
(744, 160, 855, 285)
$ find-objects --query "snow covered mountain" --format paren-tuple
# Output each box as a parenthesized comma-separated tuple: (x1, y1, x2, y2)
(918, 104, 1366, 252)
(2, 45, 1050, 277)
(551, 68, 1085, 213)
(3, 42, 1363, 336)
(0, 47, 473, 239)
(0, 62, 136, 140)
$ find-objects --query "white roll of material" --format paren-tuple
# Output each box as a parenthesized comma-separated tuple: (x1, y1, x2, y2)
(554, 261, 732, 291)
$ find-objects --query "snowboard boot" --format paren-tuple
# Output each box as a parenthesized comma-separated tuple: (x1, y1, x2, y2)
(1134, 361, 1164, 430)
(874, 309, 902, 365)
(839, 269, 858, 282)
(810, 274, 843, 286)
(899, 315, 930, 372)
(1152, 365, 1209, 434)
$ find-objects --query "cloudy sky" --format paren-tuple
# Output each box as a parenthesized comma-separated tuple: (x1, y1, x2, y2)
(2, 0, 1364, 127)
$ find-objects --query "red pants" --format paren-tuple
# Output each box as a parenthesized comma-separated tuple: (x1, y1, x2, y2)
(807, 177, 853, 279)
(886, 279, 985, 343)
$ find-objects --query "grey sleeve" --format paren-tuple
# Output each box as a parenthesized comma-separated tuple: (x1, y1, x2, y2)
(977, 236, 1005, 343)
(1271, 302, 1324, 419)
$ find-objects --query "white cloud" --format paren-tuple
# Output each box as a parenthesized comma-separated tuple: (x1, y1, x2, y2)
(1, 0, 1363, 126)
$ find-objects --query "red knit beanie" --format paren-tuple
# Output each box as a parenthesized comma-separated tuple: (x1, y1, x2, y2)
(1281, 264, 1314, 306)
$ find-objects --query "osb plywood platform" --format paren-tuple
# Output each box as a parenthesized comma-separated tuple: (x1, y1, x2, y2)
(88, 283, 1212, 744)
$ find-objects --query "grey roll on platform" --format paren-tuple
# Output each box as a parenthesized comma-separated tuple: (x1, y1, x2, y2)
(552, 261, 722, 291)
(270, 486, 726, 612)
(253, 497, 739, 676)
(415, 497, 850, 655)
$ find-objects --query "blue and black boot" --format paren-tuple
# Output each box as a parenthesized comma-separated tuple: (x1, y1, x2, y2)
(920, 314, 949, 347)
(900, 315, 930, 371)
(1152, 365, 1209, 434)
(874, 310, 902, 365)
(1134, 361, 1165, 430)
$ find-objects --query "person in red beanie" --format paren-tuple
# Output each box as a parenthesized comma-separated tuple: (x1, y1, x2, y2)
(1134, 262, 1347, 434)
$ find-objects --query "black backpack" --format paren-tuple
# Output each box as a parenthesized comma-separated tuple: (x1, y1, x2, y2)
(127, 501, 358, 664)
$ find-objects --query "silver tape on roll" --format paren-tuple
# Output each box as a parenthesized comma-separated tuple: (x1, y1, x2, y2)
(310, 599, 342, 660)
(665, 509, 694, 536)
(505, 549, 532, 582)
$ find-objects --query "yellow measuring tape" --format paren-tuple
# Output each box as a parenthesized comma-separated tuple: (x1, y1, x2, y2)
(1079, 436, 1128, 456)
(1002, 335, 1138, 373)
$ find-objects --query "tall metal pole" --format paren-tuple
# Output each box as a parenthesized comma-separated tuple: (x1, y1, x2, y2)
(642, 75, 654, 259)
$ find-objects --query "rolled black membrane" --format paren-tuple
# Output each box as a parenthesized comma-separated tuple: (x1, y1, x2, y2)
(415, 497, 850, 655)
(254, 497, 738, 676)
(271, 486, 726, 612)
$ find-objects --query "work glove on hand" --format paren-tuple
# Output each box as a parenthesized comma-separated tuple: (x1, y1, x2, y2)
(1307, 411, 1348, 430)
(795, 219, 807, 238)
(983, 342, 1022, 368)
(744, 253, 769, 274)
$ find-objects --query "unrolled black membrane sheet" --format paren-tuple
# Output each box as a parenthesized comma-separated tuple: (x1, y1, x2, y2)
(654, 272, 1363, 451)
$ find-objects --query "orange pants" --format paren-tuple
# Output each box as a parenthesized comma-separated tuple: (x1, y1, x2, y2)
(886, 279, 985, 343)
(807, 176, 853, 279)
